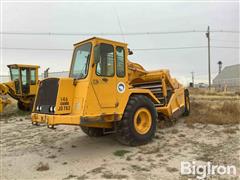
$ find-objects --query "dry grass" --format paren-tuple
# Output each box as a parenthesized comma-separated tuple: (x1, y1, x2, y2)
(189, 88, 238, 97)
(185, 100, 240, 125)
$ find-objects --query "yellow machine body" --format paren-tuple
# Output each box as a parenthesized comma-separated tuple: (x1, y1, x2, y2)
(0, 64, 40, 112)
(32, 37, 186, 129)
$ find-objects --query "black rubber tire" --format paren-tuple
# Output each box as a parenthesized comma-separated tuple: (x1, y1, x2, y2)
(28, 98, 34, 111)
(17, 100, 33, 111)
(80, 126, 104, 137)
(183, 89, 190, 116)
(116, 95, 157, 146)
(17, 101, 27, 111)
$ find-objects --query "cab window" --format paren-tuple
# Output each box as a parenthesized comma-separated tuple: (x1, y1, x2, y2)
(70, 42, 92, 79)
(21, 68, 28, 86)
(96, 44, 114, 77)
(116, 46, 125, 77)
(10, 68, 19, 81)
(30, 69, 36, 85)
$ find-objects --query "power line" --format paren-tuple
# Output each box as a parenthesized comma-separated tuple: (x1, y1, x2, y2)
(211, 46, 240, 49)
(211, 38, 239, 43)
(1, 47, 72, 51)
(0, 30, 239, 36)
(1, 46, 239, 51)
(134, 46, 240, 50)
(134, 46, 208, 50)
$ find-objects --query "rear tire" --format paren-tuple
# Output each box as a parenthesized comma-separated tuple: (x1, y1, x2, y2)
(17, 101, 27, 111)
(28, 98, 34, 111)
(183, 89, 190, 116)
(80, 126, 104, 137)
(116, 95, 157, 146)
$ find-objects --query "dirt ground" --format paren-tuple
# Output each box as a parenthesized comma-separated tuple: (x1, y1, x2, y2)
(0, 92, 240, 180)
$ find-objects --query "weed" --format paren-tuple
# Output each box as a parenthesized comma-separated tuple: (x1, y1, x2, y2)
(113, 150, 131, 157)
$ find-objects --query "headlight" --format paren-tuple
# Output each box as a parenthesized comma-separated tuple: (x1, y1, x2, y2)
(49, 106, 55, 112)
(36, 106, 39, 111)
(39, 106, 42, 111)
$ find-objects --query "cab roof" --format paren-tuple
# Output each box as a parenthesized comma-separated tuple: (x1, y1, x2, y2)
(7, 64, 40, 68)
(74, 37, 128, 47)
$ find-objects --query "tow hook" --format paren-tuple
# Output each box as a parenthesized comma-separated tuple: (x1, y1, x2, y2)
(48, 125, 56, 129)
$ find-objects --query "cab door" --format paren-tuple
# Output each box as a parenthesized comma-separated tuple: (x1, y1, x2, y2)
(10, 67, 21, 95)
(92, 43, 116, 108)
(20, 68, 30, 95)
(29, 68, 38, 95)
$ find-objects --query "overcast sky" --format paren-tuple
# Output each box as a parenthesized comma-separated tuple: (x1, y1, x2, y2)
(1, 1, 239, 84)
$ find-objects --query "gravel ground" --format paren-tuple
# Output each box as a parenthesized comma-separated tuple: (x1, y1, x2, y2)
(0, 95, 239, 180)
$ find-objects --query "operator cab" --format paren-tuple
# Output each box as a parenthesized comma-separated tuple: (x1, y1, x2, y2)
(8, 64, 39, 95)
(69, 37, 128, 108)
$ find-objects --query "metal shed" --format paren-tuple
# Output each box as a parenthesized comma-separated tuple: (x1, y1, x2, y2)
(213, 64, 240, 92)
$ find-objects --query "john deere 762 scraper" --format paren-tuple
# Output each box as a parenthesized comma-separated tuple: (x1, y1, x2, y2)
(32, 37, 190, 146)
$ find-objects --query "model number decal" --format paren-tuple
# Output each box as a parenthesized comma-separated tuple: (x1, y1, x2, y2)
(58, 97, 70, 111)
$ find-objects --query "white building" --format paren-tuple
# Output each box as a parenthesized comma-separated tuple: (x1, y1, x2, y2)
(213, 64, 240, 91)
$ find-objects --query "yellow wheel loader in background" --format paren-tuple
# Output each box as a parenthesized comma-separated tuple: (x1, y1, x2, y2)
(0, 64, 39, 112)
(32, 37, 190, 146)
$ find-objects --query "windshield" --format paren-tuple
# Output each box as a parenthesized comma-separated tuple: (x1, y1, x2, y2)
(70, 42, 92, 79)
(10, 68, 19, 81)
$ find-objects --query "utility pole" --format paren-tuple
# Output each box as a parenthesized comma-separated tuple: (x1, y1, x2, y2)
(191, 71, 194, 87)
(206, 26, 211, 90)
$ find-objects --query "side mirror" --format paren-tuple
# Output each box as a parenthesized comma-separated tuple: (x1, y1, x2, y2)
(128, 48, 133, 55)
(94, 45, 100, 64)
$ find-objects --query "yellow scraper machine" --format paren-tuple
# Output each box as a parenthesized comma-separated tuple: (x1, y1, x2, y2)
(32, 37, 190, 146)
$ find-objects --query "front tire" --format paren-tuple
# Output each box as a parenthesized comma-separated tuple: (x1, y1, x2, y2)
(116, 95, 157, 146)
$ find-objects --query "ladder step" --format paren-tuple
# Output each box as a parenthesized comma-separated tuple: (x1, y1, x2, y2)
(132, 80, 162, 87)
(150, 88, 162, 92)
(155, 103, 165, 107)
(154, 92, 163, 95)
(137, 84, 162, 89)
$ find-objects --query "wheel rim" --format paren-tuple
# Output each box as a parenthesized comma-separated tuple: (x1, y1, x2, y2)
(134, 108, 152, 135)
